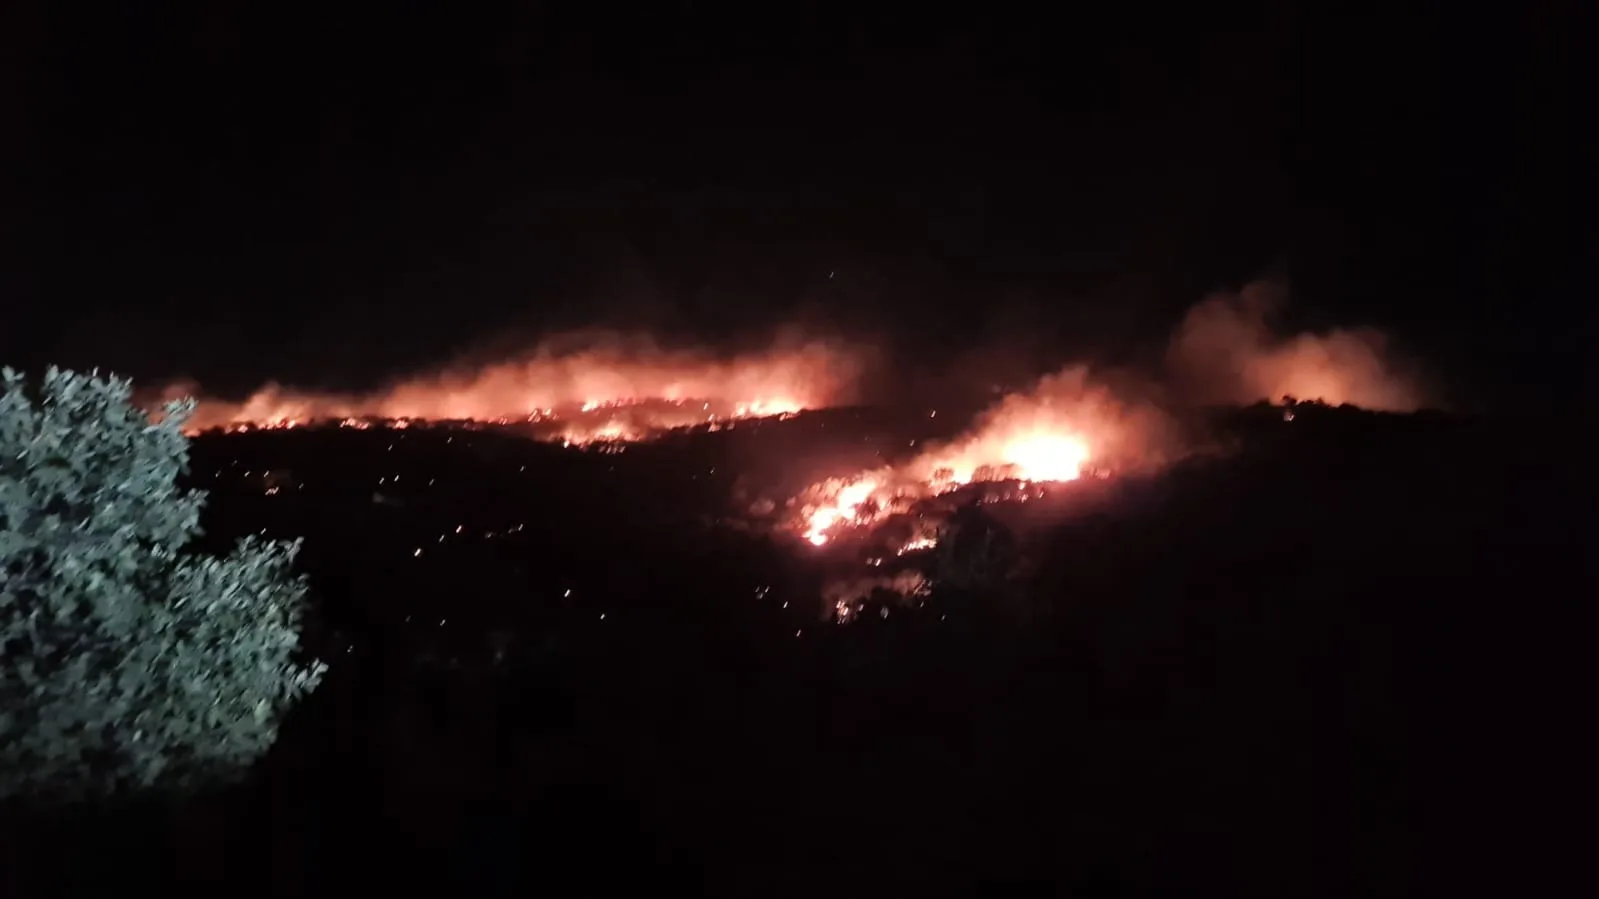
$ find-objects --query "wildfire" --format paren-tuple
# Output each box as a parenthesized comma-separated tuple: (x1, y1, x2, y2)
(789, 366, 1167, 623)
(552, 397, 804, 445)
(804, 475, 886, 546)
(792, 365, 1164, 551)
(156, 337, 856, 442)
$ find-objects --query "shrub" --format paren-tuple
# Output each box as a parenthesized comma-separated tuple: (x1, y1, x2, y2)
(0, 367, 325, 803)
(934, 503, 1019, 593)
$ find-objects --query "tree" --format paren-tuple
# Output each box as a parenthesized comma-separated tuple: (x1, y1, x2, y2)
(0, 367, 325, 803)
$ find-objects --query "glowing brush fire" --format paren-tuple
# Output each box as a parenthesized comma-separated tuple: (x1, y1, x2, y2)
(799, 430, 1092, 547)
(788, 366, 1170, 624)
(157, 337, 858, 443)
(794, 423, 1097, 623)
(794, 365, 1161, 550)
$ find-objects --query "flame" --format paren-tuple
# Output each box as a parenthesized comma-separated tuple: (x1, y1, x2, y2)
(156, 336, 857, 442)
(998, 433, 1090, 482)
(792, 365, 1163, 550)
(803, 475, 884, 546)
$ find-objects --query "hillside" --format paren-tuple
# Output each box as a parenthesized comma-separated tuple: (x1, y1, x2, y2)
(6, 405, 1585, 896)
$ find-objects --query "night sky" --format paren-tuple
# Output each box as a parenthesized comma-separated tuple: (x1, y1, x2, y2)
(2, 2, 1588, 410)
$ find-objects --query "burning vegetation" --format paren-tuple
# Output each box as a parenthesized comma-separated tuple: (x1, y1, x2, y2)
(783, 365, 1174, 550)
(142, 285, 1429, 623)
(156, 335, 862, 444)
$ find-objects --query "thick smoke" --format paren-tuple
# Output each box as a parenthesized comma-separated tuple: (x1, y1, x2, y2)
(1165, 281, 1424, 411)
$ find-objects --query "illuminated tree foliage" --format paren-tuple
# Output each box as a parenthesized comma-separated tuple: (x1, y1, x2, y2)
(0, 367, 325, 802)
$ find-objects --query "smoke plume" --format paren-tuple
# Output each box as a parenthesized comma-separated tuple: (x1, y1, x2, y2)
(1165, 281, 1424, 410)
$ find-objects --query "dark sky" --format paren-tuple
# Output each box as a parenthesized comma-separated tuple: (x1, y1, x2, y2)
(2, 2, 1589, 408)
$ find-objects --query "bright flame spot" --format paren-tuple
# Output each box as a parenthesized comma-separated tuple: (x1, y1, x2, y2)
(803, 476, 882, 546)
(999, 433, 1089, 483)
(790, 365, 1158, 550)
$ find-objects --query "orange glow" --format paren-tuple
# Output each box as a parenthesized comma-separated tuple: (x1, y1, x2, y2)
(1166, 282, 1424, 411)
(999, 433, 1089, 482)
(792, 365, 1166, 550)
(157, 337, 857, 442)
(803, 476, 884, 546)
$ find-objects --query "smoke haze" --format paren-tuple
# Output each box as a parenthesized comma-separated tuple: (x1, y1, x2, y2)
(162, 331, 872, 433)
(1165, 281, 1424, 410)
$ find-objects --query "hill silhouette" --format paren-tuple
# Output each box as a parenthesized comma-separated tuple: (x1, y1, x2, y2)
(3, 404, 1585, 896)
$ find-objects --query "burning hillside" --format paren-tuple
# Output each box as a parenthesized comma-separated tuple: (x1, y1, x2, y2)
(764, 284, 1428, 621)
(784, 281, 1426, 550)
(142, 281, 1427, 615)
(786, 365, 1174, 551)
(157, 335, 864, 443)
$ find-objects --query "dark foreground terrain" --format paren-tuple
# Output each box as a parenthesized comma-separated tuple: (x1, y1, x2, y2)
(3, 405, 1589, 897)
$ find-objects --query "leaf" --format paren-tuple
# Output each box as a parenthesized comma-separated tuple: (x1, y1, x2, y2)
(0, 368, 325, 803)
